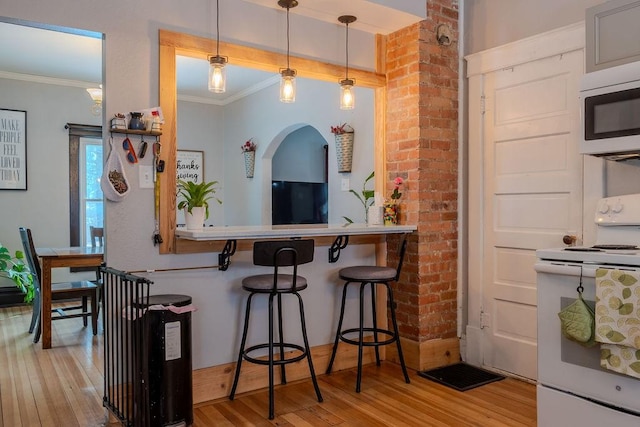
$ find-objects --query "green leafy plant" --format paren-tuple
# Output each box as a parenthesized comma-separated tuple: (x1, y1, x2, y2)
(343, 171, 375, 224)
(0, 244, 35, 303)
(177, 180, 222, 220)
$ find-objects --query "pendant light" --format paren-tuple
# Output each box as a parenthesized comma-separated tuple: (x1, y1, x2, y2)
(208, 0, 227, 93)
(86, 85, 103, 116)
(278, 0, 298, 103)
(338, 15, 356, 110)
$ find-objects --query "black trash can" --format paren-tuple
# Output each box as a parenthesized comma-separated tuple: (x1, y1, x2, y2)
(138, 294, 193, 427)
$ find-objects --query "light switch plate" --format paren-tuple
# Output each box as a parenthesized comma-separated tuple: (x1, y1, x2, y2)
(341, 178, 350, 191)
(139, 165, 154, 189)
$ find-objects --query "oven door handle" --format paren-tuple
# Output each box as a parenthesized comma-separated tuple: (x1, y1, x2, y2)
(534, 262, 599, 277)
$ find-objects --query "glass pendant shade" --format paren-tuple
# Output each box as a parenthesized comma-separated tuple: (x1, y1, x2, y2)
(280, 68, 296, 103)
(208, 55, 227, 93)
(86, 86, 103, 116)
(340, 79, 355, 110)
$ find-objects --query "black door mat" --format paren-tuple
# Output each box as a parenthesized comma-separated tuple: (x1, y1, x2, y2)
(417, 363, 505, 392)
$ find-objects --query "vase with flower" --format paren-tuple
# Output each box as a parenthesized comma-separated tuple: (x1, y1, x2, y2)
(241, 138, 257, 178)
(384, 176, 404, 225)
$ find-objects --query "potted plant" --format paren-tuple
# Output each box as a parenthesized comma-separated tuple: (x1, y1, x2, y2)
(0, 243, 35, 303)
(342, 171, 375, 224)
(177, 180, 222, 230)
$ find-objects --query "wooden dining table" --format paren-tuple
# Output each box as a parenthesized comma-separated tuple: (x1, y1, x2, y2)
(36, 246, 104, 349)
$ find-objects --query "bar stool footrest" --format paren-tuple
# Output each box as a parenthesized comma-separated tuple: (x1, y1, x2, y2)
(243, 343, 308, 366)
(339, 327, 397, 347)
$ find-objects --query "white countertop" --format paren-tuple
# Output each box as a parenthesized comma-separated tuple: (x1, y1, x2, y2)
(175, 223, 416, 241)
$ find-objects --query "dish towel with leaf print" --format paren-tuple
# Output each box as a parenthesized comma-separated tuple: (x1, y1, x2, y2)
(595, 268, 640, 379)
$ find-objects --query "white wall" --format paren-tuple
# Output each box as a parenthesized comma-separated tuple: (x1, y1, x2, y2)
(221, 77, 375, 226)
(0, 78, 100, 284)
(463, 0, 604, 55)
(0, 0, 381, 369)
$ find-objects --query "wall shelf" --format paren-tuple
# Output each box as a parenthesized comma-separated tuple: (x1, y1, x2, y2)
(110, 128, 162, 137)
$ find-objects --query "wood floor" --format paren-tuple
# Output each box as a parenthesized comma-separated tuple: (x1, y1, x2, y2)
(0, 304, 537, 426)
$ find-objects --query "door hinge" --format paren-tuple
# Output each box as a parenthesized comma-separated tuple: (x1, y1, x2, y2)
(480, 310, 490, 329)
(480, 95, 486, 115)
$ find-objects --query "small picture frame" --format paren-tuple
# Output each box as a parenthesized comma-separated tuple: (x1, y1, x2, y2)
(177, 150, 204, 184)
(0, 109, 27, 190)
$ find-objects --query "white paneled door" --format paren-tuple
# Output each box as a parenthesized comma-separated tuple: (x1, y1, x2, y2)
(479, 49, 584, 379)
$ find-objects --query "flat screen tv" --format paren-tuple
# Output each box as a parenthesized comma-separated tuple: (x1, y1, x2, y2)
(272, 181, 328, 225)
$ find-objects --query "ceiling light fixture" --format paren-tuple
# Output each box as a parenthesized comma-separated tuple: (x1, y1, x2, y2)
(86, 85, 102, 116)
(338, 15, 356, 110)
(208, 0, 227, 93)
(278, 0, 298, 103)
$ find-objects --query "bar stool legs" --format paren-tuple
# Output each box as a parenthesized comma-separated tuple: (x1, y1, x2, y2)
(326, 280, 410, 392)
(229, 291, 323, 420)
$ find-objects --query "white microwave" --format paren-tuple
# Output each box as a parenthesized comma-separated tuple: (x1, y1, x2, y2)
(580, 61, 640, 160)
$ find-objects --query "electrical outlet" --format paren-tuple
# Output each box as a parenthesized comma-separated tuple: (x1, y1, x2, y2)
(341, 178, 350, 191)
(139, 165, 154, 189)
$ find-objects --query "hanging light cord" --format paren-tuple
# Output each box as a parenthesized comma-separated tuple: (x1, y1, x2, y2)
(216, 0, 221, 56)
(345, 22, 349, 80)
(286, 5, 291, 69)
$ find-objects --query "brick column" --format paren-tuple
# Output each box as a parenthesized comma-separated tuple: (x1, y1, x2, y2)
(385, 0, 459, 370)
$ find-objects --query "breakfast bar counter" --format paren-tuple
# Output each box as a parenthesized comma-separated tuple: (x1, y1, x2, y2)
(175, 223, 416, 241)
(175, 223, 416, 268)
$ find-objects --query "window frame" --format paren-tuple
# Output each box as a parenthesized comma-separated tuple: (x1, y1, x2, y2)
(66, 123, 102, 248)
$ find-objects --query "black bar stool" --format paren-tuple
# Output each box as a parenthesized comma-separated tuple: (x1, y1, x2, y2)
(229, 239, 323, 420)
(326, 236, 410, 392)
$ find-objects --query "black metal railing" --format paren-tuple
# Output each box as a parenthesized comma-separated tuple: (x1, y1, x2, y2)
(101, 266, 152, 427)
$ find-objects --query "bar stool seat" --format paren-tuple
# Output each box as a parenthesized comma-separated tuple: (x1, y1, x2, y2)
(241, 274, 307, 291)
(338, 266, 396, 281)
(229, 239, 322, 420)
(326, 236, 410, 392)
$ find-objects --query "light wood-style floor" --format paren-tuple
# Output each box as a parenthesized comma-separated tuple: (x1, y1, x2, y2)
(0, 304, 537, 426)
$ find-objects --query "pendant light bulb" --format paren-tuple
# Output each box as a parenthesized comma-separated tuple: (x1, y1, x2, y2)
(338, 15, 357, 110)
(280, 68, 296, 103)
(278, 0, 298, 103)
(209, 0, 227, 93)
(340, 79, 355, 110)
(209, 56, 227, 93)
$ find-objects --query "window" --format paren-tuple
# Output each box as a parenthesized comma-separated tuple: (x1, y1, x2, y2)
(66, 124, 103, 248)
(81, 138, 103, 245)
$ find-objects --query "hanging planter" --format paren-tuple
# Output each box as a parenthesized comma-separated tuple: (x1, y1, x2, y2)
(241, 138, 257, 178)
(331, 123, 354, 173)
(243, 150, 255, 178)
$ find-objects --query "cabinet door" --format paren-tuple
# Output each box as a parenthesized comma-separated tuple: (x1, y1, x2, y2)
(586, 0, 640, 72)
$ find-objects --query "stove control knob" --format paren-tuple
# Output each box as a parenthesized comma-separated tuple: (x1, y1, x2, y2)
(598, 201, 610, 214)
(612, 200, 623, 213)
(563, 235, 577, 245)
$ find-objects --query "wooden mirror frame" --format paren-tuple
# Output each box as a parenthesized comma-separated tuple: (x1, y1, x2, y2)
(158, 29, 387, 254)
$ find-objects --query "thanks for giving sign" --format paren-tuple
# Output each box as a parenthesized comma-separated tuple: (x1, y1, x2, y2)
(0, 109, 26, 190)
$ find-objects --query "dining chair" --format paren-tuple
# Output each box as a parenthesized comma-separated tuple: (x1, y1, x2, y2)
(19, 227, 99, 343)
(90, 226, 104, 247)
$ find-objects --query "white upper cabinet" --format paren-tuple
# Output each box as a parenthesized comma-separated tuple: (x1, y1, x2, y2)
(586, 0, 640, 72)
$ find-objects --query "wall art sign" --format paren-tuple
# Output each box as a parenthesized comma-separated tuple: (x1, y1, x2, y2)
(177, 150, 204, 184)
(0, 109, 27, 190)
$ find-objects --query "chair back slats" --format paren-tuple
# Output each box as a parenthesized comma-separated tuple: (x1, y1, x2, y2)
(253, 239, 314, 267)
(253, 239, 314, 292)
(18, 227, 42, 287)
(90, 226, 104, 247)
